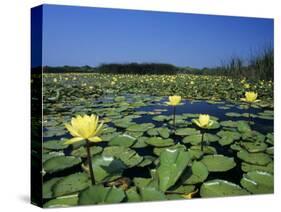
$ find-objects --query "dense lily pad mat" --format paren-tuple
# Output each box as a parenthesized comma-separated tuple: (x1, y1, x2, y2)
(41, 73, 274, 207)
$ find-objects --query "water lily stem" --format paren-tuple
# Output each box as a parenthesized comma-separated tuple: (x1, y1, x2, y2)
(173, 106, 176, 132)
(201, 131, 205, 151)
(86, 140, 95, 185)
(248, 103, 251, 125)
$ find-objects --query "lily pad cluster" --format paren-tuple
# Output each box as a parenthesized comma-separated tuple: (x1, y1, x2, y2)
(41, 73, 274, 207)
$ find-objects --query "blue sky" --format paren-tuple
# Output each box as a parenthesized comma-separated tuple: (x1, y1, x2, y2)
(41, 4, 273, 68)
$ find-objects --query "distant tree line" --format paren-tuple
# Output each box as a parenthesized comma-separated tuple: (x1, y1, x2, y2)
(97, 63, 179, 75)
(43, 65, 96, 73)
(41, 47, 273, 81)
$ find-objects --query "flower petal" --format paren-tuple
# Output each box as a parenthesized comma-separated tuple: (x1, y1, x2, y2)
(63, 137, 84, 145)
(65, 123, 81, 137)
(88, 136, 102, 143)
(193, 119, 202, 128)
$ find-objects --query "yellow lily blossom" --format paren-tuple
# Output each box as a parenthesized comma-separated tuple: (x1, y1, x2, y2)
(64, 114, 104, 145)
(241, 92, 259, 103)
(244, 83, 250, 89)
(193, 114, 213, 129)
(167, 95, 182, 106)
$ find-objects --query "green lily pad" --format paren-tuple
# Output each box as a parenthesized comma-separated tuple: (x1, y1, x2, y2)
(153, 143, 186, 156)
(131, 136, 149, 148)
(78, 185, 125, 205)
(43, 195, 78, 208)
(52, 172, 90, 197)
(43, 156, 82, 174)
(43, 151, 64, 162)
(145, 137, 174, 147)
(240, 141, 268, 153)
(139, 187, 166, 201)
(237, 150, 272, 166)
(126, 123, 155, 132)
(188, 145, 217, 160)
(103, 146, 143, 168)
(171, 184, 195, 194)
(71, 146, 103, 158)
(152, 115, 170, 122)
(157, 149, 191, 191)
(90, 155, 127, 183)
(220, 120, 237, 128)
(182, 134, 202, 145)
(237, 121, 251, 133)
(200, 155, 236, 172)
(266, 147, 274, 155)
(241, 171, 273, 194)
(241, 162, 273, 174)
(217, 130, 241, 146)
(200, 180, 249, 197)
(126, 186, 166, 202)
(175, 128, 200, 136)
(43, 177, 62, 199)
(181, 161, 209, 185)
(158, 127, 170, 138)
(108, 134, 136, 147)
(225, 112, 242, 117)
(43, 139, 69, 150)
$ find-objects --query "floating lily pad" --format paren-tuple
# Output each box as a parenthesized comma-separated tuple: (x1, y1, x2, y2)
(43, 177, 62, 199)
(43, 139, 69, 150)
(157, 149, 191, 191)
(240, 141, 268, 153)
(79, 185, 125, 205)
(175, 128, 200, 136)
(126, 123, 155, 132)
(52, 173, 90, 197)
(88, 155, 127, 183)
(137, 155, 156, 167)
(158, 127, 170, 138)
(71, 146, 103, 158)
(200, 180, 249, 197)
(237, 150, 272, 166)
(217, 131, 241, 146)
(182, 134, 202, 145)
(139, 187, 166, 201)
(100, 132, 121, 142)
(241, 171, 273, 194)
(131, 136, 149, 148)
(241, 162, 273, 174)
(43, 151, 64, 162)
(237, 121, 251, 133)
(108, 134, 136, 147)
(200, 155, 236, 172)
(220, 120, 237, 128)
(153, 143, 186, 156)
(181, 161, 209, 185)
(43, 195, 78, 208)
(43, 156, 82, 174)
(152, 115, 170, 122)
(104, 146, 143, 167)
(188, 145, 217, 160)
(225, 112, 242, 117)
(145, 137, 174, 147)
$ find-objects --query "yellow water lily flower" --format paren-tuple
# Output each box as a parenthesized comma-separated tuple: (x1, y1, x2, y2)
(241, 92, 259, 103)
(193, 114, 213, 129)
(167, 95, 182, 106)
(64, 114, 104, 145)
(244, 83, 250, 89)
